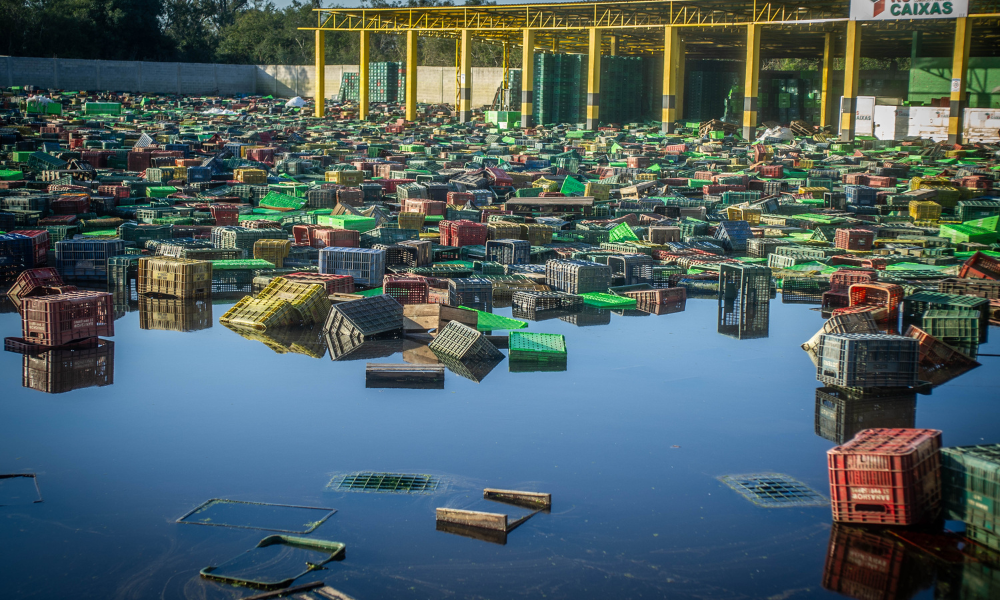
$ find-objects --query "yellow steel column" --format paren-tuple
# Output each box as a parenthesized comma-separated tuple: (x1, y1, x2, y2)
(314, 30, 325, 118)
(840, 20, 861, 140)
(609, 35, 618, 57)
(586, 27, 602, 130)
(521, 29, 535, 128)
(948, 17, 972, 145)
(661, 26, 679, 134)
(676, 40, 686, 122)
(459, 29, 472, 123)
(742, 23, 761, 141)
(359, 30, 370, 121)
(406, 31, 418, 121)
(820, 32, 832, 128)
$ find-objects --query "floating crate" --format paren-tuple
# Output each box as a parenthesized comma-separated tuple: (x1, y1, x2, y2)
(137, 257, 212, 299)
(608, 254, 654, 286)
(545, 259, 612, 295)
(54, 239, 125, 282)
(509, 331, 567, 368)
(940, 444, 1000, 525)
(219, 296, 299, 331)
(922, 309, 981, 358)
(448, 278, 493, 312)
(21, 291, 114, 346)
(319, 247, 385, 287)
(816, 333, 919, 389)
(383, 276, 429, 305)
(7, 267, 64, 299)
(814, 387, 916, 445)
(511, 291, 582, 312)
(428, 320, 503, 361)
(903, 291, 989, 341)
(256, 277, 331, 325)
(849, 283, 904, 318)
(322, 294, 403, 341)
(827, 428, 942, 525)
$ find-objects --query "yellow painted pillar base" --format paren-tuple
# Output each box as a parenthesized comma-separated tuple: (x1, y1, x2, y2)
(839, 20, 861, 140)
(359, 30, 370, 121)
(521, 29, 536, 129)
(314, 30, 325, 118)
(948, 17, 972, 145)
(586, 27, 602, 130)
(741, 24, 761, 140)
(661, 26, 679, 134)
(458, 29, 473, 123)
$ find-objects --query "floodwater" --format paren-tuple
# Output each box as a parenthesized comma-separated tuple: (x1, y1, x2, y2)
(1, 292, 997, 600)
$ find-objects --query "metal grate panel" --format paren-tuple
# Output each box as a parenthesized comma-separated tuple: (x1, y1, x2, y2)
(332, 472, 439, 494)
(720, 473, 828, 508)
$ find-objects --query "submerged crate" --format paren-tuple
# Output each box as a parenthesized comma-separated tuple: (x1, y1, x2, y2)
(827, 428, 942, 526)
(323, 294, 403, 341)
(940, 444, 1000, 525)
(257, 277, 332, 326)
(219, 296, 299, 331)
(319, 247, 386, 287)
(428, 320, 504, 361)
(922, 309, 981, 358)
(511, 291, 582, 312)
(137, 257, 212, 299)
(21, 291, 114, 346)
(545, 259, 612, 294)
(816, 333, 919, 389)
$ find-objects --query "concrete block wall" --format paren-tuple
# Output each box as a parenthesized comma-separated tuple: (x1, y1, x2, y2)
(2, 55, 506, 107)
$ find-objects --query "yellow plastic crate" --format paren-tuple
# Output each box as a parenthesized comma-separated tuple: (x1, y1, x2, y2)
(256, 277, 331, 326)
(233, 168, 267, 184)
(584, 182, 610, 201)
(398, 212, 426, 230)
(325, 170, 364, 185)
(909, 200, 942, 221)
(253, 239, 292, 268)
(220, 296, 299, 331)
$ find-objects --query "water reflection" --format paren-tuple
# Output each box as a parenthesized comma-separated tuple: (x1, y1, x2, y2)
(814, 387, 917, 445)
(822, 524, 935, 600)
(222, 323, 326, 358)
(21, 339, 115, 394)
(139, 297, 213, 332)
(718, 265, 771, 340)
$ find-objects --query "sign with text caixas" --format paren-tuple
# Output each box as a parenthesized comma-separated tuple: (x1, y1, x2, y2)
(851, 0, 967, 20)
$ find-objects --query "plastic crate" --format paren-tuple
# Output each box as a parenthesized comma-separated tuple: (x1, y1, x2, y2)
(941, 444, 1000, 524)
(849, 283, 904, 318)
(313, 228, 361, 249)
(219, 296, 299, 331)
(54, 239, 125, 282)
(958, 252, 1000, 280)
(21, 339, 115, 394)
(816, 333, 919, 389)
(283, 272, 355, 295)
(319, 247, 385, 287)
(620, 287, 687, 307)
(137, 257, 212, 299)
(485, 239, 530, 265)
(253, 239, 292, 269)
(822, 524, 934, 600)
(608, 254, 654, 286)
(7, 267, 64, 299)
(8, 229, 48, 266)
(428, 320, 503, 361)
(440, 220, 488, 247)
(903, 291, 989, 340)
(383, 276, 429, 305)
(827, 428, 942, 525)
(511, 291, 583, 312)
(139, 297, 213, 332)
(256, 277, 331, 325)
(938, 278, 1000, 300)
(922, 309, 981, 358)
(509, 331, 567, 364)
(831, 269, 877, 293)
(447, 278, 493, 312)
(834, 228, 876, 251)
(21, 291, 114, 346)
(322, 294, 403, 341)
(545, 259, 612, 294)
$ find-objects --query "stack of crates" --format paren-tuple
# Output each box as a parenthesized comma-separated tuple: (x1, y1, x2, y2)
(319, 247, 386, 287)
(599, 56, 645, 124)
(827, 428, 942, 526)
(485, 239, 530, 265)
(440, 220, 487, 247)
(213, 227, 287, 258)
(339, 72, 360, 101)
(533, 53, 586, 125)
(448, 278, 493, 312)
(941, 444, 1000, 551)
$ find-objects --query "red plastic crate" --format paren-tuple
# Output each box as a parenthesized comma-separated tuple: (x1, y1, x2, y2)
(830, 269, 877, 293)
(9, 230, 49, 266)
(97, 185, 130, 199)
(21, 291, 114, 346)
(439, 220, 487, 247)
(485, 167, 513, 186)
(835, 228, 876, 251)
(759, 165, 784, 178)
(404, 199, 446, 216)
(958, 251, 1000, 280)
(313, 228, 360, 249)
(446, 192, 474, 206)
(620, 287, 686, 306)
(283, 272, 355, 294)
(849, 282, 903, 317)
(829, 256, 887, 271)
(831, 304, 891, 323)
(827, 428, 942, 526)
(210, 205, 240, 226)
(843, 173, 870, 186)
(379, 178, 415, 193)
(383, 276, 429, 305)
(7, 267, 64, 299)
(49, 194, 90, 215)
(822, 525, 920, 600)
(867, 176, 897, 188)
(292, 224, 329, 246)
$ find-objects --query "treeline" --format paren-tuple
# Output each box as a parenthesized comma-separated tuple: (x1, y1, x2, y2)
(0, 0, 517, 67)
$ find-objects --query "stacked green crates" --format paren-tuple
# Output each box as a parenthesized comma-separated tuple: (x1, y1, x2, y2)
(507, 68, 522, 111)
(338, 63, 400, 103)
(599, 57, 645, 125)
(397, 65, 406, 104)
(534, 53, 586, 126)
(941, 444, 1000, 551)
(339, 72, 360, 102)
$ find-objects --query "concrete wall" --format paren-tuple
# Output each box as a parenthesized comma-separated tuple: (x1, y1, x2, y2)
(1, 56, 506, 107)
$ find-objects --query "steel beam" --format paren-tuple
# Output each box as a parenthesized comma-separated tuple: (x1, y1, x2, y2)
(406, 31, 418, 121)
(661, 26, 679, 134)
(315, 30, 325, 118)
(359, 30, 370, 120)
(820, 32, 832, 128)
(459, 29, 473, 123)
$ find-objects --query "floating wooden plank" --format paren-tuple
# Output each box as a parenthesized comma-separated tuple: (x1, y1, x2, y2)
(329, 293, 365, 304)
(403, 303, 478, 332)
(435, 507, 507, 531)
(484, 488, 551, 509)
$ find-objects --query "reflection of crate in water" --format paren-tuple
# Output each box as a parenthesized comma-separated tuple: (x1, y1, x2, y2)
(814, 386, 916, 445)
(822, 523, 935, 600)
(22, 339, 115, 394)
(139, 297, 213, 332)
